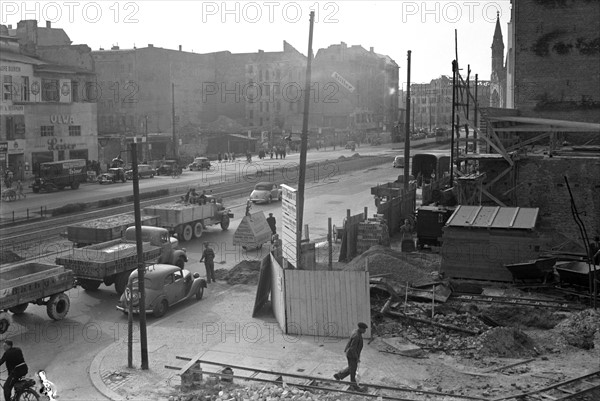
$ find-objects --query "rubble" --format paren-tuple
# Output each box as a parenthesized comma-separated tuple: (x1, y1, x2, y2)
(215, 261, 261, 285)
(553, 309, 600, 349)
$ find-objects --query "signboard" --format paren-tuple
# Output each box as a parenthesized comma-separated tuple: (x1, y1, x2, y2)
(331, 71, 355, 93)
(0, 105, 24, 115)
(233, 212, 272, 248)
(281, 184, 298, 267)
(0, 142, 7, 163)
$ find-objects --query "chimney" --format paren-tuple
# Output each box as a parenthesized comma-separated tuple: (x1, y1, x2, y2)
(46, 21, 51, 28)
(370, 47, 374, 53)
(148, 44, 153, 47)
(8, 24, 12, 29)
(111, 45, 119, 50)
(179, 45, 182, 51)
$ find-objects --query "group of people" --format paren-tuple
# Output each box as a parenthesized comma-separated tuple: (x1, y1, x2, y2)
(269, 147, 287, 159)
(216, 152, 236, 163)
(182, 188, 208, 204)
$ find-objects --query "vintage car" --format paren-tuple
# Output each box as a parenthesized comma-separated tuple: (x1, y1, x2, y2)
(392, 155, 405, 168)
(98, 167, 127, 184)
(116, 264, 206, 317)
(188, 157, 212, 171)
(249, 182, 282, 204)
(125, 164, 156, 180)
(157, 160, 180, 176)
(345, 141, 356, 150)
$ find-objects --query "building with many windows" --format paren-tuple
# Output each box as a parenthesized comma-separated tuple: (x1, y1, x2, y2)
(0, 20, 97, 180)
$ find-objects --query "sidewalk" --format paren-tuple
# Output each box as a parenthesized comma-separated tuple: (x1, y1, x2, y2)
(89, 282, 413, 401)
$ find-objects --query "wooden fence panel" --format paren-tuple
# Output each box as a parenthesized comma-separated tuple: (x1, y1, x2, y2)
(377, 186, 417, 236)
(339, 213, 366, 262)
(284, 270, 371, 338)
(270, 255, 286, 330)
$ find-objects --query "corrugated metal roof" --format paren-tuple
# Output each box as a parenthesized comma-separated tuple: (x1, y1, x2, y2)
(445, 205, 539, 229)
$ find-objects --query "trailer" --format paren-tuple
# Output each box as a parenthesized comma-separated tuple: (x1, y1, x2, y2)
(144, 196, 233, 242)
(56, 226, 187, 295)
(0, 262, 76, 334)
(67, 213, 160, 247)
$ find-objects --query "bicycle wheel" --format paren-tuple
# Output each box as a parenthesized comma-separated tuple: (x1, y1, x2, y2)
(17, 388, 40, 401)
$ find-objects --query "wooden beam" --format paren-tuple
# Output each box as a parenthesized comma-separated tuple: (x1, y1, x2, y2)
(506, 132, 551, 152)
(481, 188, 506, 207)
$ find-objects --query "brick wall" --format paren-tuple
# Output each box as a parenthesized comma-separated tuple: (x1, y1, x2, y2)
(514, 0, 600, 122)
(514, 155, 600, 245)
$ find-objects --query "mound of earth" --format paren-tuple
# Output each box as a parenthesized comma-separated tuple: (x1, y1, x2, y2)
(215, 260, 261, 285)
(476, 327, 538, 358)
(553, 309, 600, 349)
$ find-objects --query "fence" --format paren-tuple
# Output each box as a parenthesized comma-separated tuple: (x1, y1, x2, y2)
(376, 184, 417, 236)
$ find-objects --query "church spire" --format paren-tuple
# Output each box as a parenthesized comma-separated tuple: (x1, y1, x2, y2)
(492, 11, 504, 50)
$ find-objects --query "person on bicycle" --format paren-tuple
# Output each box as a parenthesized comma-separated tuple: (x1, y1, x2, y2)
(0, 340, 29, 401)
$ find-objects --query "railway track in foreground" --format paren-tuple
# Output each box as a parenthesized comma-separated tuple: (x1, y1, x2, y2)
(494, 370, 600, 401)
(450, 293, 587, 311)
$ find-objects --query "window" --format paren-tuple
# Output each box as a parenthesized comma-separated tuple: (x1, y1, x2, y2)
(265, 102, 269, 112)
(69, 125, 81, 136)
(164, 274, 174, 285)
(41, 126, 55, 136)
(265, 69, 270, 80)
(259, 102, 263, 112)
(3, 75, 12, 100)
(173, 270, 183, 281)
(21, 76, 29, 101)
(71, 81, 79, 102)
(42, 79, 59, 101)
(259, 70, 262, 81)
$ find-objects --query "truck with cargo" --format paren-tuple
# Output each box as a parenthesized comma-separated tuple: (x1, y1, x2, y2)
(143, 195, 233, 242)
(30, 159, 87, 193)
(56, 226, 188, 295)
(0, 262, 76, 334)
(66, 213, 160, 247)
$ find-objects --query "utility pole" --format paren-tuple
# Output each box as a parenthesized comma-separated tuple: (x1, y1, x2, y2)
(450, 60, 457, 187)
(474, 74, 478, 153)
(130, 142, 149, 369)
(296, 10, 315, 269)
(465, 65, 471, 154)
(172, 83, 177, 160)
(404, 50, 411, 190)
(144, 115, 149, 162)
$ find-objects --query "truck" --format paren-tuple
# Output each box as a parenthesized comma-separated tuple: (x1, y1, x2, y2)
(0, 262, 76, 334)
(66, 213, 160, 247)
(56, 226, 188, 295)
(31, 159, 87, 193)
(143, 195, 233, 242)
(415, 205, 456, 249)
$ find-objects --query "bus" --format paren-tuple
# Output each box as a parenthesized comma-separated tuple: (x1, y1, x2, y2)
(411, 152, 451, 182)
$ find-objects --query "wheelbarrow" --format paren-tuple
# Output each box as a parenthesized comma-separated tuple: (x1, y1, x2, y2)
(1, 188, 17, 202)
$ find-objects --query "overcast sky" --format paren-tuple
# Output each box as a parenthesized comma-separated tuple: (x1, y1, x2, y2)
(1, 0, 512, 84)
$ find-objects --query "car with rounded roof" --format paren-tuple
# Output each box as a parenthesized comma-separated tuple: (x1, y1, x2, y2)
(249, 182, 282, 204)
(125, 164, 156, 180)
(188, 157, 212, 171)
(116, 264, 206, 317)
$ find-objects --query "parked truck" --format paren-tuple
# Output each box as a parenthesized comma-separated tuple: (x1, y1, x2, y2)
(56, 226, 188, 295)
(66, 213, 160, 247)
(0, 262, 76, 334)
(31, 159, 87, 193)
(143, 195, 233, 242)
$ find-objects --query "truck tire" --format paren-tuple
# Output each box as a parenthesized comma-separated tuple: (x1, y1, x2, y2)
(153, 299, 168, 317)
(79, 279, 101, 291)
(181, 224, 193, 242)
(9, 303, 28, 314)
(0, 317, 9, 334)
(114, 271, 131, 295)
(71, 181, 80, 189)
(193, 222, 204, 238)
(220, 215, 230, 230)
(47, 293, 70, 320)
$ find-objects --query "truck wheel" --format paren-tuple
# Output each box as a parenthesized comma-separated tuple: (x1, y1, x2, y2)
(114, 271, 130, 295)
(79, 279, 101, 291)
(153, 299, 168, 317)
(47, 293, 70, 320)
(181, 224, 193, 242)
(71, 181, 80, 189)
(9, 303, 28, 314)
(193, 222, 204, 238)
(0, 317, 9, 334)
(196, 287, 204, 300)
(220, 215, 230, 230)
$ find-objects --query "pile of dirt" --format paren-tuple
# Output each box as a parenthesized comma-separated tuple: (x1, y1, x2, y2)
(0, 249, 23, 265)
(553, 309, 600, 350)
(346, 245, 439, 285)
(481, 306, 569, 329)
(476, 327, 538, 358)
(215, 260, 261, 285)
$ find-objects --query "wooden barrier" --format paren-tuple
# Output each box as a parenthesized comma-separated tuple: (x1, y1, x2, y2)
(377, 186, 416, 236)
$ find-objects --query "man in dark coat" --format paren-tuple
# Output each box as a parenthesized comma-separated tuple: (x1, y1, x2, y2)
(334, 322, 368, 391)
(199, 242, 216, 283)
(0, 340, 29, 401)
(266, 213, 277, 235)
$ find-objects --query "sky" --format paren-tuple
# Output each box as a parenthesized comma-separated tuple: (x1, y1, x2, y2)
(1, 0, 512, 84)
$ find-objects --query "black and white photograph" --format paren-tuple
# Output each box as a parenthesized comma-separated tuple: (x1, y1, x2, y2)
(0, 1, 599, 400)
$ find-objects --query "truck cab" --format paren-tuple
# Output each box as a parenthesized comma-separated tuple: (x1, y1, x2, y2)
(123, 226, 187, 268)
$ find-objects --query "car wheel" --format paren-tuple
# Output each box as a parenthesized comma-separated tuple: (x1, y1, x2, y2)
(221, 215, 230, 230)
(154, 299, 168, 317)
(196, 287, 204, 300)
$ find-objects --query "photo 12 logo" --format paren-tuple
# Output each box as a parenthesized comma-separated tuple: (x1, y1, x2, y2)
(201, 1, 340, 24)
(1, 1, 140, 24)
(401, 1, 502, 23)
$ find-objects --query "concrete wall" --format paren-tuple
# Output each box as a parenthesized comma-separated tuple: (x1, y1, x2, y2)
(513, 0, 600, 122)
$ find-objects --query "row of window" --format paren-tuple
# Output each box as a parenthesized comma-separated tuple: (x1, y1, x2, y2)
(2, 76, 91, 102)
(40, 125, 81, 136)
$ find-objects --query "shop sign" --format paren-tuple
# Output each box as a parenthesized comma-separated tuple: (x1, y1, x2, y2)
(47, 138, 76, 151)
(0, 105, 25, 115)
(9, 140, 25, 154)
(50, 115, 75, 124)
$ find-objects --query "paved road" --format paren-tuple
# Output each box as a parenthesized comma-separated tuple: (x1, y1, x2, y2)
(0, 159, 404, 400)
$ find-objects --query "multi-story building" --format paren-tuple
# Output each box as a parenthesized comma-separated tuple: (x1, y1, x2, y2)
(0, 20, 97, 180)
(312, 42, 399, 133)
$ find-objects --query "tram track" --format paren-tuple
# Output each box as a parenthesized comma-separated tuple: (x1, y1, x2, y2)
(494, 370, 600, 401)
(450, 293, 587, 311)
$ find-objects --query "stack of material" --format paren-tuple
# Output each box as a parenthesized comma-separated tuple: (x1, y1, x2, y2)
(357, 215, 390, 254)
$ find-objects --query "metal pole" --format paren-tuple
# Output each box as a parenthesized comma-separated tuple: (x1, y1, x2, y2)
(296, 11, 315, 269)
(145, 115, 148, 162)
(474, 74, 478, 153)
(127, 280, 133, 368)
(328, 217, 332, 270)
(172, 83, 178, 160)
(131, 142, 149, 369)
(466, 65, 470, 154)
(450, 60, 457, 186)
(404, 51, 412, 190)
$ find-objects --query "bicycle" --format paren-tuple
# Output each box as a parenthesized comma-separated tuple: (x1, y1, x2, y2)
(0, 369, 40, 401)
(171, 167, 182, 179)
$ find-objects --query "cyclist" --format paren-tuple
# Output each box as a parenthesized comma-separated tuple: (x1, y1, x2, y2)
(0, 340, 28, 401)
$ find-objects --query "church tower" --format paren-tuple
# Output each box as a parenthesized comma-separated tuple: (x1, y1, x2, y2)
(490, 12, 506, 108)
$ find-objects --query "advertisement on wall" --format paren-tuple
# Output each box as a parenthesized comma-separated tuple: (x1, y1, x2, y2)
(281, 184, 298, 268)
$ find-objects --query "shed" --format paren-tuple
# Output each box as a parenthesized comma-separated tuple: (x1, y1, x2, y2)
(440, 206, 543, 282)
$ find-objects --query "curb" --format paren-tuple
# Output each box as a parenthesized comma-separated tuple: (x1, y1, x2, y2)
(89, 342, 126, 401)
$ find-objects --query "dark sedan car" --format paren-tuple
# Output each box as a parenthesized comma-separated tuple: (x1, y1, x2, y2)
(125, 164, 156, 180)
(157, 160, 180, 176)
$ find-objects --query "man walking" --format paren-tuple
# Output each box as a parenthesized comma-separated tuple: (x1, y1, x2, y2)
(199, 242, 216, 284)
(334, 322, 368, 392)
(267, 213, 277, 235)
(0, 340, 29, 401)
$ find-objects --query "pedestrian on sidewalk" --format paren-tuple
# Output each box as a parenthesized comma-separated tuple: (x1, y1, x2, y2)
(267, 213, 276, 235)
(334, 322, 368, 392)
(200, 242, 216, 283)
(16, 180, 25, 199)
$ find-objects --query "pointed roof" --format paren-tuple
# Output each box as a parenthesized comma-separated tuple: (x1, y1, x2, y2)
(492, 12, 504, 49)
